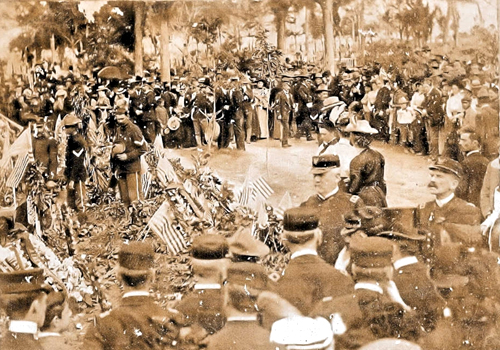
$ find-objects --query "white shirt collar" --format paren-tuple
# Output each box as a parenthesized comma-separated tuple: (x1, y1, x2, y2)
(338, 138, 351, 146)
(393, 256, 419, 270)
(38, 332, 61, 338)
(291, 249, 318, 260)
(466, 150, 480, 157)
(227, 315, 258, 322)
(123, 291, 150, 298)
(194, 283, 221, 290)
(354, 282, 383, 294)
(318, 187, 339, 201)
(9, 320, 38, 335)
(436, 193, 454, 207)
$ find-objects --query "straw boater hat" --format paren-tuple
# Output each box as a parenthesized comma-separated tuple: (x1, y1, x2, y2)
(167, 116, 181, 131)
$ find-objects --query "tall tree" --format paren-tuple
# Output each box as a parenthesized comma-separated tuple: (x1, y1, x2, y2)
(268, 0, 291, 52)
(134, 1, 145, 76)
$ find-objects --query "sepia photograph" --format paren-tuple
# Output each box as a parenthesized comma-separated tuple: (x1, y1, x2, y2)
(0, 0, 499, 349)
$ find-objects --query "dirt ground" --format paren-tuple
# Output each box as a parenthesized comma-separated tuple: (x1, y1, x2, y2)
(172, 138, 435, 208)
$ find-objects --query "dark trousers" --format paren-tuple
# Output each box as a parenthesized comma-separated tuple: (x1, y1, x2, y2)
(117, 172, 142, 206)
(281, 112, 290, 146)
(296, 110, 313, 138)
(67, 180, 86, 211)
(424, 119, 439, 157)
(139, 120, 157, 143)
(233, 116, 246, 150)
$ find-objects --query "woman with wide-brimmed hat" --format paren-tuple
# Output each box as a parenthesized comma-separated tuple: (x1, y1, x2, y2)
(345, 116, 387, 208)
(253, 78, 270, 139)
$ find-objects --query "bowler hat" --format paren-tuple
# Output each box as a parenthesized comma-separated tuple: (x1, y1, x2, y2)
(311, 154, 340, 175)
(429, 157, 463, 178)
(118, 242, 155, 271)
(191, 234, 228, 260)
(282, 207, 319, 244)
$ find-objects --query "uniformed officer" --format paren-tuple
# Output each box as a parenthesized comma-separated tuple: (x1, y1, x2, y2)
(301, 154, 364, 265)
(0, 268, 50, 350)
(32, 119, 58, 181)
(110, 107, 148, 206)
(176, 235, 228, 337)
(205, 262, 275, 350)
(83, 242, 182, 349)
(273, 207, 354, 316)
(63, 114, 88, 212)
(417, 158, 483, 252)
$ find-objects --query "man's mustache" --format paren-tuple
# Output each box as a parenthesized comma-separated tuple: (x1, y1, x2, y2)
(428, 182, 437, 188)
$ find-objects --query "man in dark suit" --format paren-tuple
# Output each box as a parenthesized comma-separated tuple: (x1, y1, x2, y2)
(421, 78, 444, 158)
(228, 77, 246, 150)
(0, 268, 50, 350)
(292, 73, 314, 141)
(273, 207, 354, 315)
(475, 87, 499, 160)
(274, 78, 294, 148)
(456, 128, 489, 207)
(83, 242, 183, 350)
(301, 154, 363, 265)
(417, 158, 483, 249)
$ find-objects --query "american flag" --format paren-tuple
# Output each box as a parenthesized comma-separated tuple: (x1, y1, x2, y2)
(251, 176, 274, 201)
(142, 172, 152, 199)
(238, 179, 253, 207)
(6, 151, 33, 188)
(148, 201, 188, 255)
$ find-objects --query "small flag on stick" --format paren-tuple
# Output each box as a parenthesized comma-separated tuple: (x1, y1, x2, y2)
(148, 201, 188, 255)
(156, 151, 179, 186)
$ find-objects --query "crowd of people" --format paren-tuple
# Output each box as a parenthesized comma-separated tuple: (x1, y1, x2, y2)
(1, 47, 500, 350)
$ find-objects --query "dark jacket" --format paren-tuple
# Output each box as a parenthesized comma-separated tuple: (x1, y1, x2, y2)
(65, 133, 88, 182)
(422, 87, 444, 127)
(111, 120, 147, 175)
(349, 148, 387, 195)
(476, 104, 500, 159)
(274, 90, 293, 122)
(33, 136, 58, 179)
(273, 254, 354, 315)
(301, 191, 363, 265)
(83, 295, 182, 350)
(456, 151, 489, 207)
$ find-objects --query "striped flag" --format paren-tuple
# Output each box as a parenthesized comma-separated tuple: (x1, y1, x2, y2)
(275, 191, 293, 218)
(6, 151, 32, 188)
(251, 176, 274, 201)
(148, 201, 188, 255)
(153, 134, 164, 157)
(238, 177, 253, 207)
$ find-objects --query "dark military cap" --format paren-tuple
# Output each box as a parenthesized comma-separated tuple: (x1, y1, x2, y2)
(350, 236, 394, 268)
(0, 268, 49, 294)
(283, 207, 319, 232)
(118, 242, 155, 271)
(429, 157, 463, 178)
(191, 234, 228, 260)
(227, 262, 268, 294)
(311, 154, 340, 174)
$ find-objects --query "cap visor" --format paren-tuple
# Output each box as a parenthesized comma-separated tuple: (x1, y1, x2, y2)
(310, 167, 333, 175)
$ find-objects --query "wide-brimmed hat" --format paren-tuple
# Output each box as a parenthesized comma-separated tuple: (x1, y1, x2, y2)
(167, 116, 181, 131)
(345, 120, 378, 134)
(63, 114, 81, 127)
(322, 96, 344, 108)
(55, 89, 67, 98)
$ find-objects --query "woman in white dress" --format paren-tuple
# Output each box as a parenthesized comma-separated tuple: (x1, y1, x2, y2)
(253, 79, 270, 139)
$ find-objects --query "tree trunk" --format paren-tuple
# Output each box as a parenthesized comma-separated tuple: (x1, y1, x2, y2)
(160, 7, 171, 83)
(319, 0, 336, 75)
(359, 0, 365, 65)
(304, 7, 310, 62)
(134, 1, 144, 77)
(443, 0, 452, 45)
(276, 10, 287, 52)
